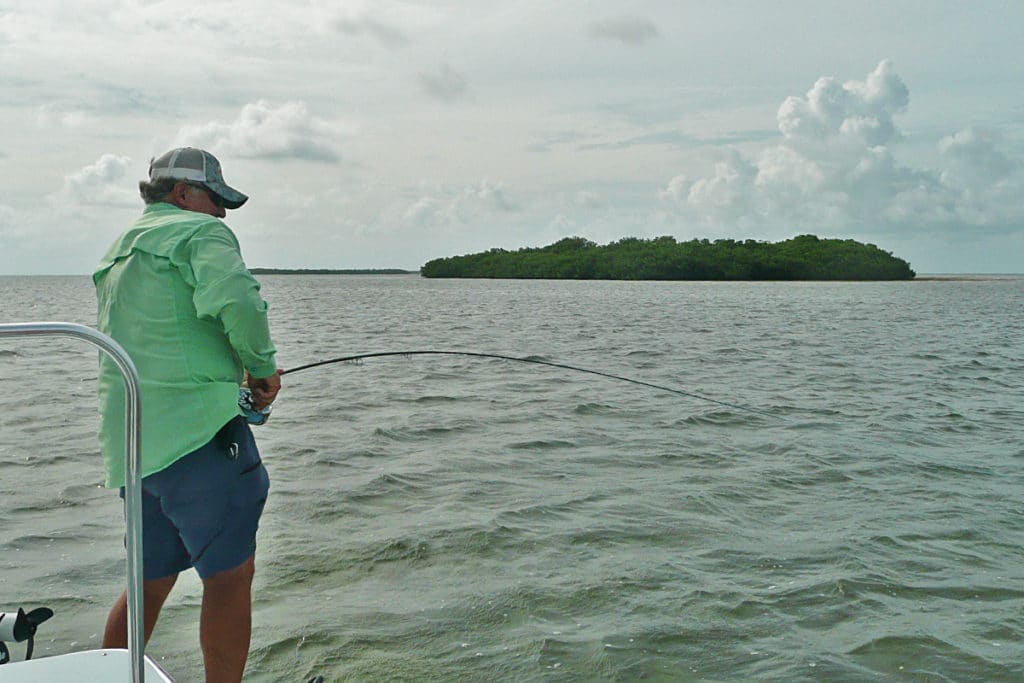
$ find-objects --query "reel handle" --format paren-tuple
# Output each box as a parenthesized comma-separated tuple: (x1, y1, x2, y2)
(238, 387, 272, 425)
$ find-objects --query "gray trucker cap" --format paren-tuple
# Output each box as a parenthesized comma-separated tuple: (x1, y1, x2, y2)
(149, 147, 248, 209)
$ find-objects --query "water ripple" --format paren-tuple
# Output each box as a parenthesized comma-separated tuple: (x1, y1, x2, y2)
(4, 275, 1024, 682)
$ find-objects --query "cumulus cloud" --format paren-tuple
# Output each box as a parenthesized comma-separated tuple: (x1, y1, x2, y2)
(474, 179, 516, 211)
(661, 60, 1024, 235)
(174, 100, 343, 162)
(588, 16, 659, 45)
(939, 127, 1017, 188)
(418, 63, 469, 102)
(686, 151, 758, 220)
(404, 179, 516, 227)
(777, 60, 908, 147)
(50, 154, 137, 208)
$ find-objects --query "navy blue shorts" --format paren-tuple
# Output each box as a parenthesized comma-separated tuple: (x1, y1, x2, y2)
(121, 417, 270, 580)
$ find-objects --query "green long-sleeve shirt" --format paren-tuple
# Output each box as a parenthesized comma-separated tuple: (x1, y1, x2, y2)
(94, 203, 277, 488)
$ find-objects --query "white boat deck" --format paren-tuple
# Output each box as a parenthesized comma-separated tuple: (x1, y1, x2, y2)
(0, 649, 173, 681)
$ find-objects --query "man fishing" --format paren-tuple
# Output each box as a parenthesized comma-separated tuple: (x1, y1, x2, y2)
(93, 147, 281, 682)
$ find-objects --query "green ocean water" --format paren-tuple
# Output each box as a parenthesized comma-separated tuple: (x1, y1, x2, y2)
(1, 274, 1022, 681)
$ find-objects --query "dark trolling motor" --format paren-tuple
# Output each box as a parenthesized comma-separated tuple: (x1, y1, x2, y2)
(0, 606, 53, 665)
(238, 350, 775, 425)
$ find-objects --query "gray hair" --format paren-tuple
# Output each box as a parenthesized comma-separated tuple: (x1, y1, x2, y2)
(138, 177, 180, 204)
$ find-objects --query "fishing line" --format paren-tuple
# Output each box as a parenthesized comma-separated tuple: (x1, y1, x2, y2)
(281, 350, 775, 418)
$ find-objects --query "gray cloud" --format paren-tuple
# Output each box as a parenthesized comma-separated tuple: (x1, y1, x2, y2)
(578, 129, 777, 152)
(91, 82, 161, 115)
(418, 63, 468, 102)
(174, 101, 342, 163)
(333, 12, 409, 48)
(588, 16, 659, 46)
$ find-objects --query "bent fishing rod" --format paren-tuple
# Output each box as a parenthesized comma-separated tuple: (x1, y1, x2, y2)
(271, 350, 775, 419)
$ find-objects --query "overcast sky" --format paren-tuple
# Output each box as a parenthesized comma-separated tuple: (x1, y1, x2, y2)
(2, 1, 1022, 274)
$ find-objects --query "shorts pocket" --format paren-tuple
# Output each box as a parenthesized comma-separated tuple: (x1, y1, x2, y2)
(231, 446, 269, 508)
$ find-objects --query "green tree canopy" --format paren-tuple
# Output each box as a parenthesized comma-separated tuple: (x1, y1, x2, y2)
(420, 235, 915, 280)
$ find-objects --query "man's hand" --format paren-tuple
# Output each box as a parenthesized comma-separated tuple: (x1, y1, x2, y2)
(247, 369, 283, 410)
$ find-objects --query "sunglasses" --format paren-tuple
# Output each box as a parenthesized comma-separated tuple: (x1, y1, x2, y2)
(189, 184, 224, 208)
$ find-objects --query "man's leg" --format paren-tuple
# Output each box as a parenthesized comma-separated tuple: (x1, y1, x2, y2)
(102, 573, 179, 647)
(199, 555, 256, 683)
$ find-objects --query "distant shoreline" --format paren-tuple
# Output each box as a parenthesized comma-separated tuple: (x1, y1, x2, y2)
(911, 274, 1024, 281)
(249, 268, 416, 275)
(239, 269, 1023, 281)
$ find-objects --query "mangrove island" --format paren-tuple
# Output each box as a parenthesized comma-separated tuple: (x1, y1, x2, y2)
(420, 235, 915, 280)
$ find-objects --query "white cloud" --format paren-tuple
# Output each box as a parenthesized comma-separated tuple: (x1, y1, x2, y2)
(36, 104, 90, 129)
(939, 127, 1017, 189)
(472, 178, 516, 212)
(403, 179, 517, 227)
(777, 60, 908, 147)
(659, 175, 689, 203)
(50, 154, 137, 208)
(418, 63, 468, 102)
(755, 144, 825, 194)
(174, 101, 344, 163)
(588, 16, 659, 45)
(684, 152, 757, 223)
(662, 60, 1024, 236)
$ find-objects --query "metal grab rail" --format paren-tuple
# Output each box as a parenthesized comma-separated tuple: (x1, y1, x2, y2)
(0, 322, 145, 683)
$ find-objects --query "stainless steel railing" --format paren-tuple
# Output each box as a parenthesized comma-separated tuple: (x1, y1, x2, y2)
(0, 322, 145, 683)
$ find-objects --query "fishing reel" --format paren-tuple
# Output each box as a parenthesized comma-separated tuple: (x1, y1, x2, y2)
(238, 387, 272, 425)
(0, 606, 54, 664)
